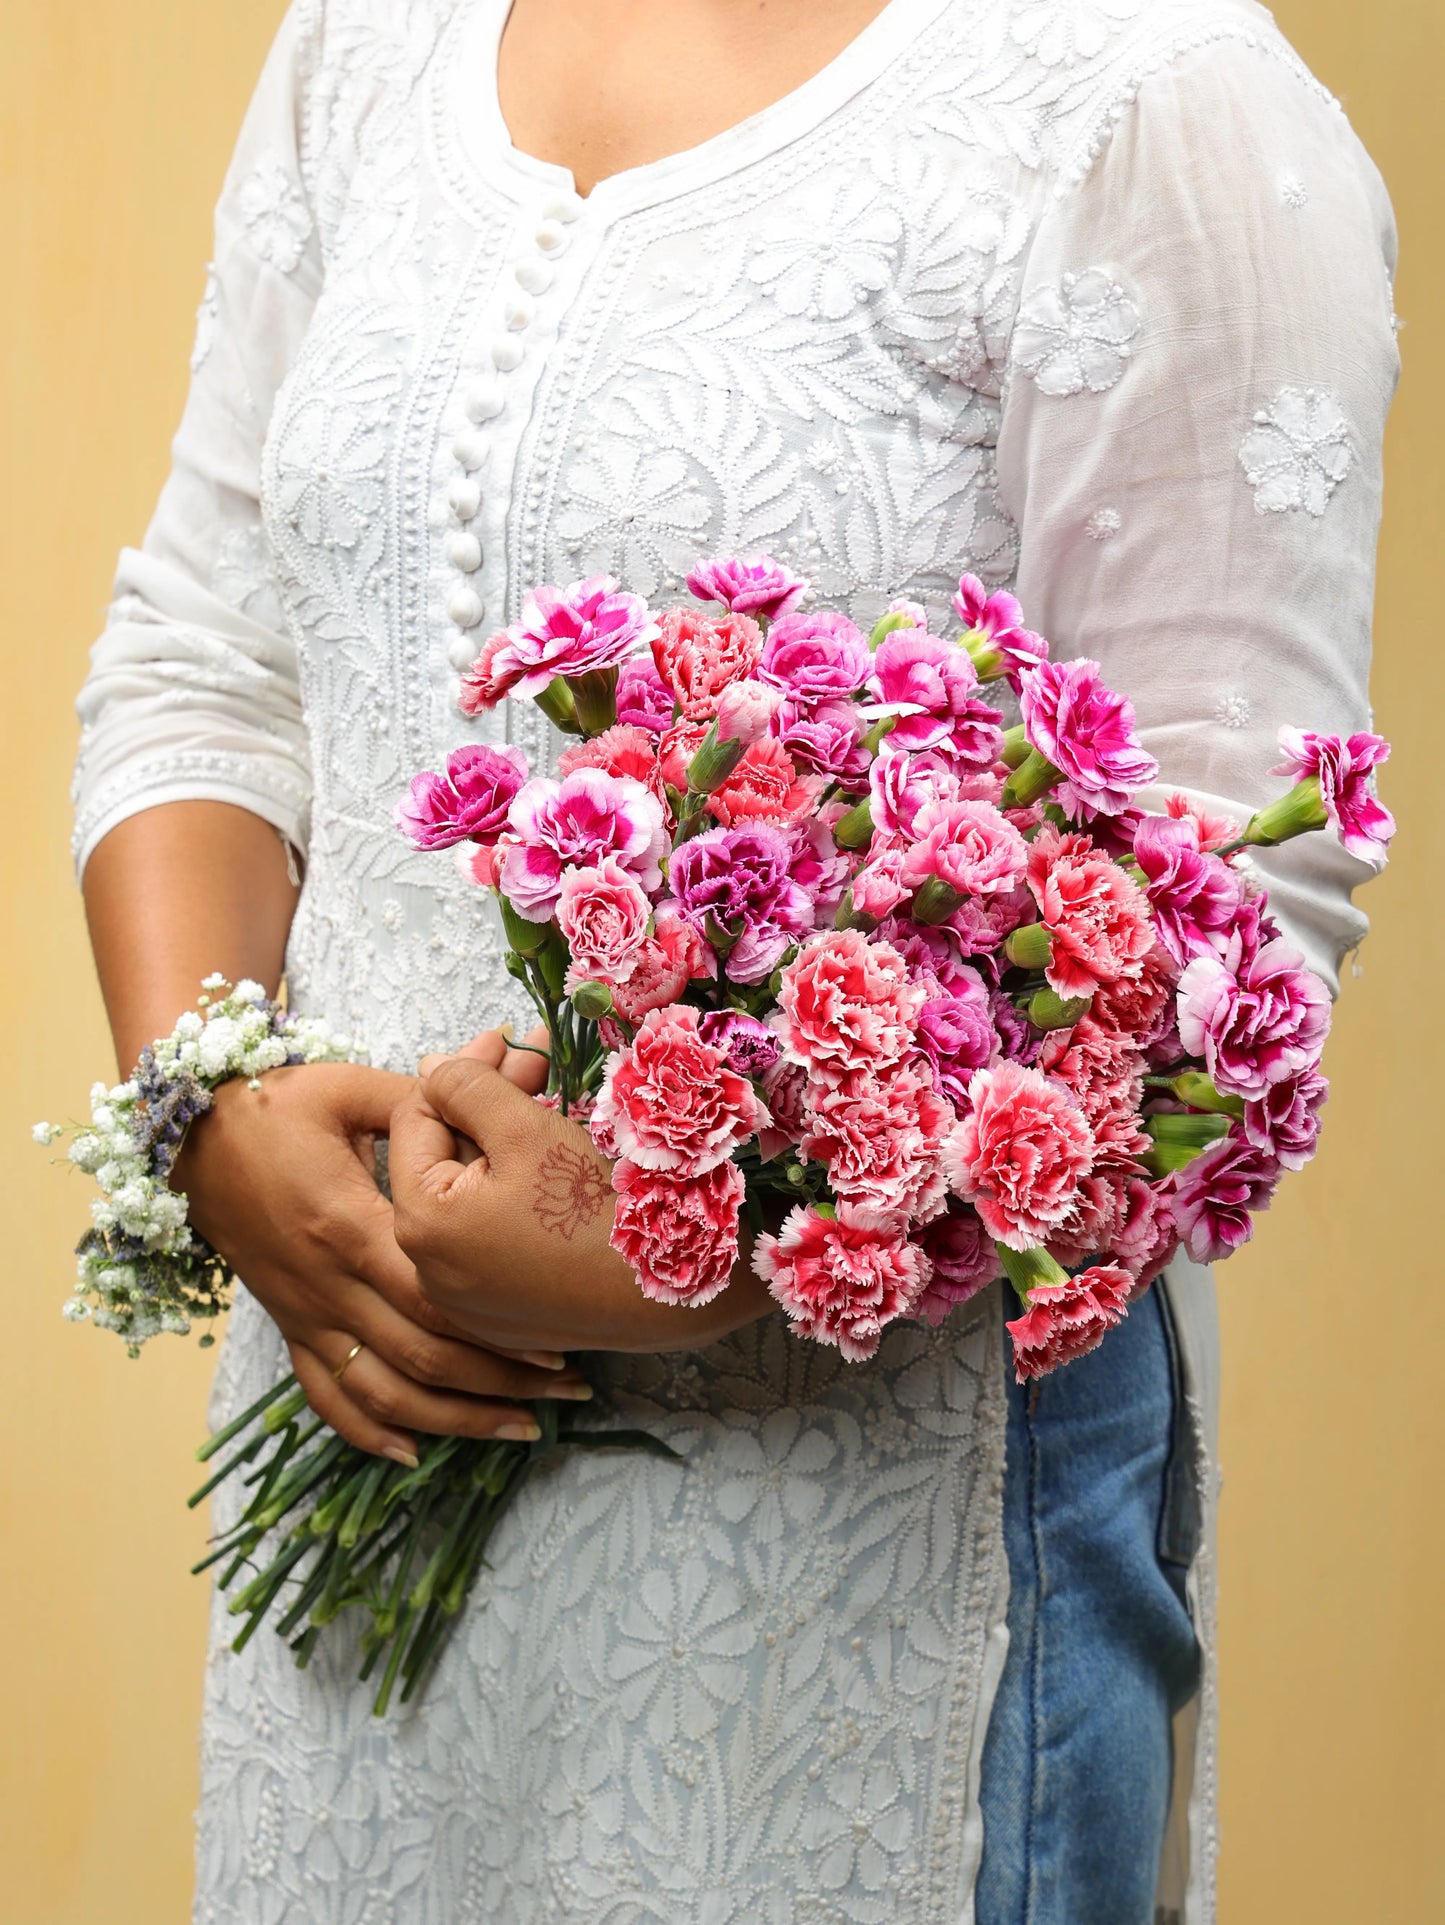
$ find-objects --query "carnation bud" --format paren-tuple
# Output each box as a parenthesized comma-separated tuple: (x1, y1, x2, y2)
(868, 609, 918, 650)
(570, 980, 615, 1021)
(911, 876, 964, 926)
(960, 627, 1008, 682)
(1004, 921, 1053, 971)
(1141, 1111, 1233, 1177)
(534, 675, 583, 734)
(685, 722, 748, 793)
(568, 666, 621, 736)
(1241, 777, 1331, 850)
(832, 797, 875, 851)
(1169, 1071, 1245, 1118)
(501, 898, 551, 957)
(715, 679, 782, 746)
(832, 887, 877, 934)
(1027, 987, 1091, 1030)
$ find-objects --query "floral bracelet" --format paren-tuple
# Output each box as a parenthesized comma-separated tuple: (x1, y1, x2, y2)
(34, 976, 355, 1355)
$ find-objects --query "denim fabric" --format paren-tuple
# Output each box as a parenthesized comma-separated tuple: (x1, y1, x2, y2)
(976, 1286, 1202, 1925)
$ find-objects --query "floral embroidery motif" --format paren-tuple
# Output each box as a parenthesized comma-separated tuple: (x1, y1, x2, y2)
(1279, 171, 1309, 209)
(1086, 506, 1122, 541)
(746, 180, 902, 320)
(1010, 0, 1145, 69)
(1012, 269, 1141, 397)
(1238, 387, 1354, 516)
(1214, 691, 1252, 731)
(237, 155, 312, 273)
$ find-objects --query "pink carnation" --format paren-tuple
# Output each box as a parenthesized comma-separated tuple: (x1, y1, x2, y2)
(915, 986, 998, 1109)
(611, 1159, 743, 1307)
(559, 724, 668, 811)
(395, 743, 528, 850)
(757, 1057, 809, 1162)
(1130, 817, 1243, 966)
(556, 856, 653, 990)
(592, 1004, 768, 1177)
(1039, 1018, 1148, 1171)
(753, 1204, 927, 1361)
(1176, 937, 1331, 1101)
(774, 930, 925, 1085)
(861, 631, 983, 754)
(686, 554, 810, 624)
(773, 696, 871, 783)
(1240, 1062, 1329, 1172)
(1170, 1132, 1280, 1262)
(903, 798, 1029, 898)
(915, 1205, 1001, 1325)
(651, 608, 765, 719)
(1006, 1266, 1132, 1382)
(953, 574, 1049, 690)
(943, 1061, 1095, 1250)
(457, 630, 527, 714)
(869, 747, 961, 840)
(707, 737, 820, 828)
(488, 575, 659, 697)
(1018, 658, 1159, 817)
(788, 810, 853, 921)
(1024, 824, 1153, 998)
(615, 656, 676, 736)
(610, 908, 711, 1024)
(1271, 727, 1395, 868)
(717, 678, 784, 746)
(499, 768, 668, 922)
(1165, 792, 1240, 854)
(942, 885, 1034, 957)
(799, 1058, 953, 1219)
(850, 849, 913, 924)
(756, 610, 871, 703)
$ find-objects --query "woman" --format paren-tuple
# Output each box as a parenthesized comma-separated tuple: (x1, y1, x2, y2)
(74, 0, 1397, 1918)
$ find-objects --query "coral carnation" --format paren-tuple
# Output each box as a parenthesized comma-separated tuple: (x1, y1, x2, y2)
(592, 1004, 768, 1177)
(651, 608, 765, 719)
(774, 930, 925, 1085)
(753, 1204, 926, 1361)
(610, 1158, 744, 1307)
(1006, 1266, 1132, 1382)
(799, 1058, 953, 1219)
(707, 737, 820, 827)
(1025, 823, 1153, 997)
(943, 1061, 1094, 1250)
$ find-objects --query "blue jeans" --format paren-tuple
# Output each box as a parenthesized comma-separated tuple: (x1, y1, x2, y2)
(976, 1285, 1202, 1925)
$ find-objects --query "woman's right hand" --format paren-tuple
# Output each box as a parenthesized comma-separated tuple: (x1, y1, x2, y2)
(172, 1062, 591, 1465)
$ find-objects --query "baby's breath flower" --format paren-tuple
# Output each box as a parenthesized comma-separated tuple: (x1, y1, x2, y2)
(32, 1121, 62, 1145)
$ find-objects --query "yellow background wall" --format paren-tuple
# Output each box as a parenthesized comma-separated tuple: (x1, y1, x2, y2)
(1, 2, 1440, 1917)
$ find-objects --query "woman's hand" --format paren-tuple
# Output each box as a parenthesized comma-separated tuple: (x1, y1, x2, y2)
(389, 1032, 774, 1354)
(174, 1062, 593, 1463)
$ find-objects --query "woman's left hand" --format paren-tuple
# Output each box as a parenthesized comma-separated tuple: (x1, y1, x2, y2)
(389, 1030, 773, 1354)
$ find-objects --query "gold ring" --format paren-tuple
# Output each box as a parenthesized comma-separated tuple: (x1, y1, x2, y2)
(332, 1340, 364, 1384)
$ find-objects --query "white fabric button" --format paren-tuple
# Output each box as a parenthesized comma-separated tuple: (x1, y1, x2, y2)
(446, 531, 483, 572)
(447, 633, 479, 671)
(534, 219, 569, 257)
(490, 336, 524, 372)
(465, 381, 504, 423)
(452, 430, 488, 471)
(514, 258, 553, 295)
(448, 587, 485, 629)
(504, 295, 535, 331)
(541, 190, 584, 224)
(448, 477, 482, 521)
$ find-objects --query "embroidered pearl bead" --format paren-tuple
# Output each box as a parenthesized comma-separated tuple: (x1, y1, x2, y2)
(446, 531, 482, 572)
(504, 294, 535, 331)
(447, 634, 479, 671)
(448, 477, 482, 521)
(452, 429, 488, 470)
(448, 587, 485, 629)
(514, 258, 553, 295)
(465, 382, 504, 423)
(490, 336, 524, 372)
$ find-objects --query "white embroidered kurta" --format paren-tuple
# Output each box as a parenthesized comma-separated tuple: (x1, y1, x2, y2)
(72, 1, 1398, 1918)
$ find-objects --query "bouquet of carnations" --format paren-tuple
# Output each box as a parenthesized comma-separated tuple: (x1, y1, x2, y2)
(401, 555, 1393, 1378)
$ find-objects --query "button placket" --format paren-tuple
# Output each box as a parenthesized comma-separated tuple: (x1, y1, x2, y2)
(438, 189, 585, 696)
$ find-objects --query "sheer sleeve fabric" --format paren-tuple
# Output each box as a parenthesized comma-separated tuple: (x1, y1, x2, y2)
(997, 38, 1399, 991)
(72, 5, 323, 873)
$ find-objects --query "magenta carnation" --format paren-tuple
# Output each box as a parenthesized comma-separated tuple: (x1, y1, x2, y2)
(1176, 936, 1331, 1101)
(665, 823, 815, 985)
(756, 610, 871, 703)
(1018, 658, 1159, 817)
(1240, 1063, 1329, 1172)
(1270, 727, 1396, 868)
(773, 696, 870, 783)
(943, 1061, 1095, 1250)
(697, 1009, 783, 1078)
(395, 743, 528, 850)
(753, 1204, 926, 1361)
(1130, 816, 1244, 966)
(1170, 1132, 1281, 1262)
(774, 929, 926, 1086)
(953, 574, 1049, 689)
(915, 1205, 1001, 1325)
(610, 1158, 744, 1307)
(1006, 1266, 1132, 1382)
(499, 768, 667, 922)
(615, 655, 676, 736)
(869, 747, 960, 840)
(490, 575, 660, 696)
(916, 988, 998, 1110)
(861, 631, 982, 753)
(592, 1003, 768, 1177)
(686, 553, 809, 624)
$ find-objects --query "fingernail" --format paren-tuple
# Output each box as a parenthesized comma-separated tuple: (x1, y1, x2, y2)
(552, 1382, 594, 1401)
(497, 1022, 515, 1043)
(496, 1422, 542, 1443)
(382, 1446, 421, 1470)
(520, 1350, 568, 1370)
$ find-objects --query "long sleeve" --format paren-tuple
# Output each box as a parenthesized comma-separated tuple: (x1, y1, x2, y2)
(996, 34, 1400, 991)
(72, 4, 324, 872)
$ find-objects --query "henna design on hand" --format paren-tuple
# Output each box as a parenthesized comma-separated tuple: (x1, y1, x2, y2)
(532, 1141, 609, 1241)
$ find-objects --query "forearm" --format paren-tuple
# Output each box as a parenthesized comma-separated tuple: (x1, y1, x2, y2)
(83, 800, 300, 1070)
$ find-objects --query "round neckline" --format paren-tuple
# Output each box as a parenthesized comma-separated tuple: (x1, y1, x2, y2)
(452, 0, 959, 218)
